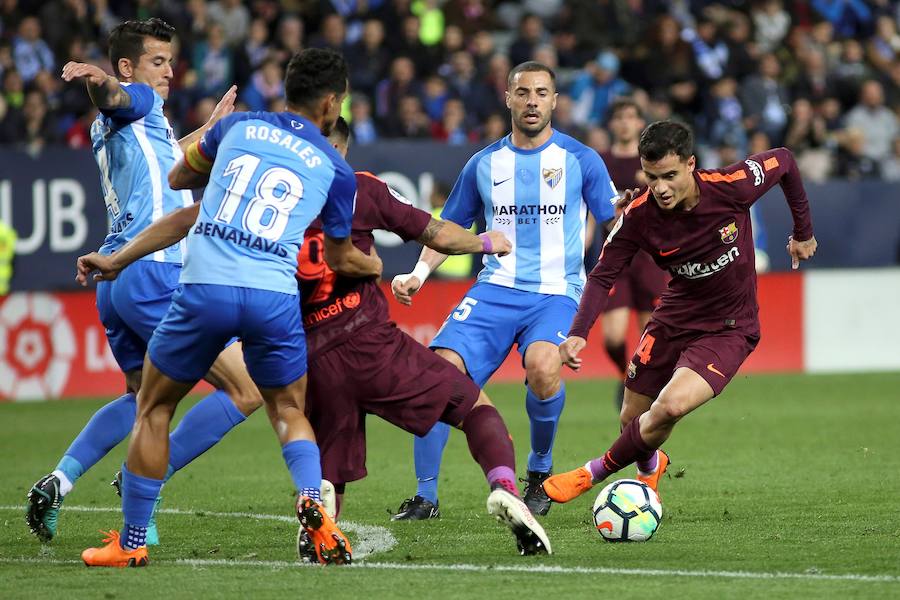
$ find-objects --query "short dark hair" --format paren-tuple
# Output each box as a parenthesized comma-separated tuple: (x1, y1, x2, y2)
(507, 61, 555, 90)
(284, 48, 348, 110)
(108, 18, 175, 78)
(328, 116, 351, 146)
(639, 120, 694, 162)
(606, 97, 643, 123)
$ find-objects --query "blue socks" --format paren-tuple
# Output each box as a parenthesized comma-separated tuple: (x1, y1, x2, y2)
(281, 440, 322, 498)
(525, 383, 565, 473)
(55, 392, 137, 492)
(167, 391, 246, 478)
(120, 464, 163, 549)
(413, 422, 451, 504)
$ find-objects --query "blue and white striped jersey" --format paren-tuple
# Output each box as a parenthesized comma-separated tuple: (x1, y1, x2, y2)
(90, 83, 193, 263)
(179, 112, 356, 295)
(441, 130, 617, 302)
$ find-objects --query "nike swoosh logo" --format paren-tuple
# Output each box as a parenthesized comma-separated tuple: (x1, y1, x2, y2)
(556, 331, 568, 341)
(493, 177, 511, 187)
(658, 248, 680, 256)
(707, 363, 725, 377)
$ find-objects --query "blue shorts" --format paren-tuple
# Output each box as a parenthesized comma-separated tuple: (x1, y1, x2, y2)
(148, 284, 307, 388)
(95, 261, 181, 373)
(429, 282, 578, 386)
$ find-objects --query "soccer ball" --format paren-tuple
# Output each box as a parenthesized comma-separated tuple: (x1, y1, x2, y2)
(591, 479, 662, 542)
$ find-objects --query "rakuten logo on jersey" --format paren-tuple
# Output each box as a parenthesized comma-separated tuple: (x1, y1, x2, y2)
(669, 247, 741, 279)
(745, 159, 764, 186)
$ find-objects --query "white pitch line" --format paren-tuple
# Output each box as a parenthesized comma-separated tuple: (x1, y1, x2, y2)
(0, 504, 396, 560)
(0, 556, 897, 584)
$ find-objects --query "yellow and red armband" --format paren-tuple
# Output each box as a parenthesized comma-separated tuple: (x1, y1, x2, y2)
(184, 140, 213, 174)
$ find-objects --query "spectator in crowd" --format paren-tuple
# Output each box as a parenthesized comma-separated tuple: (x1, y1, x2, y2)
(271, 14, 304, 66)
(443, 49, 493, 122)
(375, 56, 423, 122)
(751, 0, 791, 54)
(207, 0, 251, 47)
(844, 79, 900, 168)
(233, 18, 272, 88)
(881, 137, 900, 181)
(723, 11, 758, 82)
(704, 76, 747, 154)
(552, 93, 587, 141)
(570, 50, 631, 127)
(632, 14, 696, 95)
(835, 127, 880, 179)
(346, 19, 391, 97)
(866, 15, 900, 76)
(421, 74, 450, 122)
(792, 48, 838, 104)
(740, 53, 790, 145)
(12, 17, 54, 83)
(192, 23, 234, 99)
(479, 112, 507, 142)
(508, 13, 546, 67)
(784, 98, 833, 182)
(349, 94, 379, 145)
(443, 0, 495, 37)
(430, 97, 476, 144)
(682, 17, 730, 83)
(387, 94, 431, 138)
(812, 0, 873, 39)
(833, 39, 873, 108)
(240, 57, 283, 111)
(309, 13, 348, 54)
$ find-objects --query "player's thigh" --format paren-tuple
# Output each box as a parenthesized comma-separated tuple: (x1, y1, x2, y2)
(623, 319, 689, 399)
(517, 292, 576, 367)
(430, 283, 518, 387)
(147, 284, 237, 385)
(674, 328, 760, 397)
(238, 288, 308, 389)
(434, 347, 466, 374)
(602, 307, 631, 345)
(307, 352, 368, 484)
(111, 261, 180, 342)
(96, 279, 145, 374)
(204, 341, 262, 415)
(354, 325, 480, 434)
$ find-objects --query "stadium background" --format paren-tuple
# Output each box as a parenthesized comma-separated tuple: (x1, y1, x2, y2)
(0, 0, 899, 400)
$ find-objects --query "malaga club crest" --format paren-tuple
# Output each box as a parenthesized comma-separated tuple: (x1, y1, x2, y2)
(719, 221, 738, 244)
(542, 167, 563, 189)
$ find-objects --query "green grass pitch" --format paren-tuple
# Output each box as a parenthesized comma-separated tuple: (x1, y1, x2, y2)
(1, 373, 899, 598)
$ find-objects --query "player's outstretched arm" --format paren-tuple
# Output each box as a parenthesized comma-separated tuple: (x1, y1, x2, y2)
(76, 203, 201, 285)
(417, 218, 511, 257)
(177, 85, 237, 152)
(324, 235, 383, 278)
(61, 61, 131, 110)
(169, 157, 210, 190)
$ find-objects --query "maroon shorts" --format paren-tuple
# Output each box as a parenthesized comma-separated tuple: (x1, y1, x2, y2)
(305, 322, 479, 484)
(606, 250, 669, 313)
(624, 318, 760, 399)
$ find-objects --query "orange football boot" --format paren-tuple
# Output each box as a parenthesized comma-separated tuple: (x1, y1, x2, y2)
(81, 530, 149, 567)
(296, 496, 352, 565)
(541, 466, 595, 504)
(636, 450, 670, 496)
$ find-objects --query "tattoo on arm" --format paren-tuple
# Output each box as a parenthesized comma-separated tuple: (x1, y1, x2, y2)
(419, 218, 444, 243)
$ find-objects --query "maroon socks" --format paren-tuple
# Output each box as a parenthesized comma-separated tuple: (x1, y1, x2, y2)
(462, 405, 518, 495)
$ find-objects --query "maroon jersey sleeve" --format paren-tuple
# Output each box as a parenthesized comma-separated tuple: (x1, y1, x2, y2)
(569, 193, 646, 339)
(709, 148, 814, 241)
(357, 171, 431, 241)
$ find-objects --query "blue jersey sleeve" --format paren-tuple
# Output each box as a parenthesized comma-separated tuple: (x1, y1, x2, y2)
(320, 159, 356, 239)
(440, 154, 482, 228)
(198, 112, 248, 162)
(578, 149, 617, 223)
(100, 82, 155, 122)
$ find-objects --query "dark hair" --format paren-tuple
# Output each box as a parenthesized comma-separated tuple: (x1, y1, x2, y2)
(108, 18, 175, 78)
(328, 116, 351, 145)
(639, 120, 694, 162)
(606, 97, 643, 123)
(284, 48, 348, 110)
(507, 61, 555, 90)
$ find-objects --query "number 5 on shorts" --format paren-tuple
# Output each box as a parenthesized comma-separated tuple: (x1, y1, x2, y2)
(452, 297, 478, 321)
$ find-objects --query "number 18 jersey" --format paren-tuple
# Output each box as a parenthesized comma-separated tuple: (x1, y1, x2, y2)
(180, 112, 356, 295)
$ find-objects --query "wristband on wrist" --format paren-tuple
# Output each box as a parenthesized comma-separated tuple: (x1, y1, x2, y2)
(479, 232, 492, 254)
(411, 260, 431, 283)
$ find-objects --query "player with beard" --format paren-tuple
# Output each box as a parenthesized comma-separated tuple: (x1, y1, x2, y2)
(391, 62, 619, 518)
(543, 120, 817, 505)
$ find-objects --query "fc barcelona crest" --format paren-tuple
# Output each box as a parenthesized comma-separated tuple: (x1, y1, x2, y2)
(719, 221, 738, 244)
(542, 167, 563, 189)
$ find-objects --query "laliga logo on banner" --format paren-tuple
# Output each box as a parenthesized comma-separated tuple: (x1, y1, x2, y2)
(0, 293, 76, 400)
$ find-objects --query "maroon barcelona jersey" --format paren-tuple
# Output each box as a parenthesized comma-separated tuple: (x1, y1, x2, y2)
(297, 171, 431, 356)
(570, 148, 814, 338)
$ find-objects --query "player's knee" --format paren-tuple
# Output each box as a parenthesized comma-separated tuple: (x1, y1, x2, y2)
(227, 385, 263, 416)
(525, 362, 560, 399)
(650, 394, 689, 424)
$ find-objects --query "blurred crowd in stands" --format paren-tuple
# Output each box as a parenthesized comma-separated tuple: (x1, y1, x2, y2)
(1, 0, 900, 180)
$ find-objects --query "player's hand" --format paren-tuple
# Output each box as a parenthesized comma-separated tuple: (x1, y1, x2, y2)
(391, 273, 421, 306)
(76, 252, 121, 285)
(786, 235, 817, 270)
(614, 187, 641, 215)
(61, 61, 109, 86)
(209, 85, 237, 126)
(559, 335, 587, 372)
(484, 231, 512, 257)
